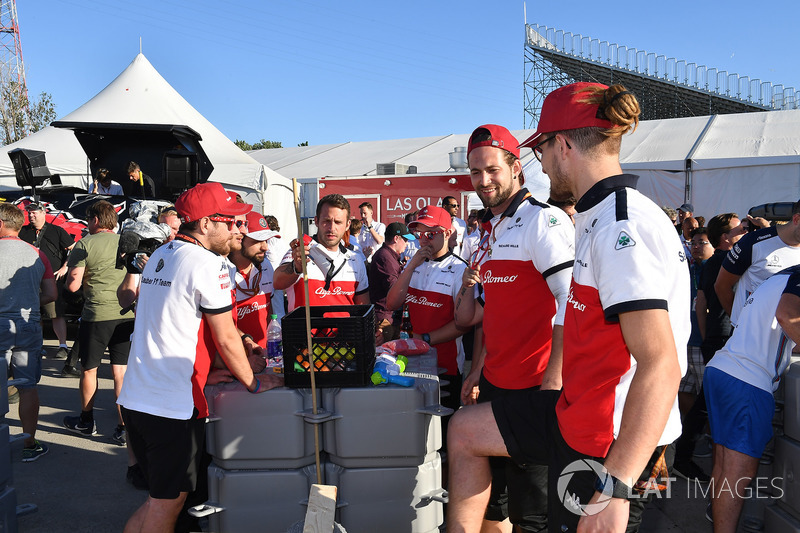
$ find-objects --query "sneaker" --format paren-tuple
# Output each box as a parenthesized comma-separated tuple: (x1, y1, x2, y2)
(705, 501, 713, 522)
(111, 425, 126, 446)
(61, 365, 80, 377)
(21, 440, 49, 462)
(126, 464, 149, 491)
(53, 347, 69, 360)
(673, 459, 711, 483)
(63, 415, 97, 436)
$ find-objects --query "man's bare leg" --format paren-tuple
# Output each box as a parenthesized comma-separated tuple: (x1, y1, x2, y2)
(447, 403, 510, 532)
(124, 493, 187, 533)
(710, 443, 759, 533)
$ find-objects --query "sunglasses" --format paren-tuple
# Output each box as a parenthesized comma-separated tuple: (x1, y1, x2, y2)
(445, 203, 459, 208)
(415, 229, 446, 239)
(532, 136, 556, 162)
(208, 215, 235, 230)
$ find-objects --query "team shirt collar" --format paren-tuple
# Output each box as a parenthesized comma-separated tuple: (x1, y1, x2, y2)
(481, 187, 530, 229)
(575, 174, 639, 213)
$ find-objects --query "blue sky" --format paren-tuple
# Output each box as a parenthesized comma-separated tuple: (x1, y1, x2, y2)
(19, 0, 800, 147)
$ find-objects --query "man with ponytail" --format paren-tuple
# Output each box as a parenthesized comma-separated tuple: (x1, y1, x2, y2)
(447, 83, 689, 533)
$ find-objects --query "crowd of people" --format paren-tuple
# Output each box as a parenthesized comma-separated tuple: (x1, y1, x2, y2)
(2, 81, 800, 533)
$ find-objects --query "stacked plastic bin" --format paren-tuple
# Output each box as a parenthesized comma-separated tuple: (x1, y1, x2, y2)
(0, 358, 19, 533)
(199, 351, 450, 533)
(768, 360, 800, 530)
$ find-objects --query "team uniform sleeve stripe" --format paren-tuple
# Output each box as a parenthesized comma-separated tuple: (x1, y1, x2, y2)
(784, 272, 800, 298)
(355, 287, 370, 296)
(200, 303, 234, 315)
(603, 298, 669, 322)
(542, 260, 574, 279)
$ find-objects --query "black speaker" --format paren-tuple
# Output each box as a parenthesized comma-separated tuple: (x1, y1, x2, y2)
(163, 150, 199, 191)
(8, 148, 51, 188)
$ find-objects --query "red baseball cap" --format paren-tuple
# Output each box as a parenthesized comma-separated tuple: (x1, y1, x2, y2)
(175, 182, 252, 222)
(245, 211, 281, 241)
(467, 124, 520, 159)
(409, 205, 452, 231)
(519, 82, 617, 148)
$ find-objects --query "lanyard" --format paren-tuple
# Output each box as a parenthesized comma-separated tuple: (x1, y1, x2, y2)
(236, 267, 262, 297)
(469, 192, 531, 269)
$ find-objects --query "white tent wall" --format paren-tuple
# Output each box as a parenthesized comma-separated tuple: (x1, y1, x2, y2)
(0, 126, 91, 190)
(622, 169, 686, 212)
(691, 164, 800, 219)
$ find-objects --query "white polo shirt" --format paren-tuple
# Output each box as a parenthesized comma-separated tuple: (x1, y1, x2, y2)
(556, 174, 690, 458)
(476, 189, 575, 390)
(707, 265, 800, 393)
(118, 238, 234, 420)
(722, 226, 800, 326)
(281, 240, 369, 312)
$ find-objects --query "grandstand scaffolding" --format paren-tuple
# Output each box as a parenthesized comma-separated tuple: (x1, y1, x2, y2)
(524, 23, 800, 128)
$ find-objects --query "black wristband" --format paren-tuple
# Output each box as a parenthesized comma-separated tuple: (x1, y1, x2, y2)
(422, 333, 431, 344)
(594, 472, 634, 500)
(241, 333, 254, 344)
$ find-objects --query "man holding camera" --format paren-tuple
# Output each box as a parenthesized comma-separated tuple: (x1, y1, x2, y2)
(715, 200, 800, 327)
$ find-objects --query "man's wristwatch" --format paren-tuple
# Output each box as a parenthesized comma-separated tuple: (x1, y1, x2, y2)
(421, 333, 431, 344)
(594, 472, 634, 500)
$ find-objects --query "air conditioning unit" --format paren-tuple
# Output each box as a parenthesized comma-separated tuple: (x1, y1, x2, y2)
(377, 163, 410, 175)
(449, 147, 468, 171)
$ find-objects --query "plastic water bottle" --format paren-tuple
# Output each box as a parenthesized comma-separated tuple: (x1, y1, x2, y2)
(399, 304, 412, 340)
(266, 314, 283, 368)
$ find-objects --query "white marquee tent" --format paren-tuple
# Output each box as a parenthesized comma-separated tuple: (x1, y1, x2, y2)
(0, 54, 297, 236)
(251, 110, 800, 220)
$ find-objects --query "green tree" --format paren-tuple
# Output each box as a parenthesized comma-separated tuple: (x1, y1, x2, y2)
(298, 141, 309, 146)
(0, 79, 57, 145)
(235, 138, 283, 151)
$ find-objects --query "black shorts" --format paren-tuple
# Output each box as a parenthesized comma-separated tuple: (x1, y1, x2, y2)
(122, 406, 206, 500)
(493, 388, 671, 532)
(78, 319, 134, 369)
(479, 373, 548, 529)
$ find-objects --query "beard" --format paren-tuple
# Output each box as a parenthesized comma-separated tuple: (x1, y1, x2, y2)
(476, 180, 516, 209)
(546, 162, 574, 202)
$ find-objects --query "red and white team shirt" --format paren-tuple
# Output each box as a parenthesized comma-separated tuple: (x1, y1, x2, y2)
(406, 252, 468, 375)
(118, 239, 235, 420)
(234, 260, 275, 347)
(281, 240, 369, 312)
(556, 175, 690, 457)
(477, 189, 575, 389)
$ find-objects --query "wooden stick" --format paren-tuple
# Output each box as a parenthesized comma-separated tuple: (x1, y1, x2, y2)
(293, 178, 323, 485)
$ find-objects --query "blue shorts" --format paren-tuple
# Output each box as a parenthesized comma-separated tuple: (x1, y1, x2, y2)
(0, 319, 43, 389)
(704, 366, 774, 458)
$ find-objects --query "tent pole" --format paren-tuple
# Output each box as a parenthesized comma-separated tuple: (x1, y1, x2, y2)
(684, 115, 717, 205)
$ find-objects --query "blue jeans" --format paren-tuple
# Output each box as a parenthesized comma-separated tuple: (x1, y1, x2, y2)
(0, 318, 43, 388)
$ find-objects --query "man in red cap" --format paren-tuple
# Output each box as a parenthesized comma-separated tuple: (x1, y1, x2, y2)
(387, 206, 470, 419)
(452, 124, 575, 532)
(447, 84, 690, 533)
(118, 182, 279, 532)
(231, 210, 281, 350)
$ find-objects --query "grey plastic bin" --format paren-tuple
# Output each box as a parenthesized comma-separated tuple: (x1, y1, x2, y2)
(325, 453, 445, 533)
(322, 374, 451, 468)
(191, 463, 318, 533)
(205, 382, 320, 469)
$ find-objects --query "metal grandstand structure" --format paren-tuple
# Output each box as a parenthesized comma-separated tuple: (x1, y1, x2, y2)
(524, 23, 800, 128)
